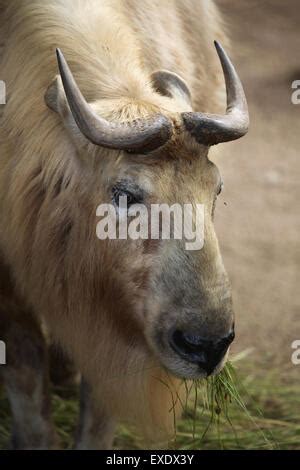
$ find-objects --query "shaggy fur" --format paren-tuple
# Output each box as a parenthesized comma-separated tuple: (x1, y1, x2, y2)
(0, 0, 233, 447)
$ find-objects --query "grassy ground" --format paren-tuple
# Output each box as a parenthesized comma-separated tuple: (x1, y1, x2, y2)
(1, 358, 299, 450)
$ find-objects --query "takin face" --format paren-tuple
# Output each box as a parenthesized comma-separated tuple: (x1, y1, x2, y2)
(45, 42, 248, 381)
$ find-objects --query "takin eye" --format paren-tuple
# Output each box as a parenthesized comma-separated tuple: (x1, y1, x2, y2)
(111, 181, 144, 208)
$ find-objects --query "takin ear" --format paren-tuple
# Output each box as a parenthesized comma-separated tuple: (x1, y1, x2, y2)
(44, 75, 87, 149)
(151, 70, 192, 107)
(44, 75, 67, 114)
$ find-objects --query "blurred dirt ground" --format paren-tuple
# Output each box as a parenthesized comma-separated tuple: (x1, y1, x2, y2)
(214, 0, 300, 373)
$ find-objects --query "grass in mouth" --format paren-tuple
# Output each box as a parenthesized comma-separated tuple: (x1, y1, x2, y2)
(130, 355, 277, 449)
(174, 358, 277, 450)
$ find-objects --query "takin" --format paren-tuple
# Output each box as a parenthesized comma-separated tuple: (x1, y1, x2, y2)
(0, 0, 248, 449)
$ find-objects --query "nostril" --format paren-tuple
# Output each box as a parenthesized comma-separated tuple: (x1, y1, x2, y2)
(170, 329, 210, 362)
(169, 328, 234, 374)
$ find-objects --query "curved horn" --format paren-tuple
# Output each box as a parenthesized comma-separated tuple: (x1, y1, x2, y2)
(182, 41, 249, 146)
(55, 48, 172, 153)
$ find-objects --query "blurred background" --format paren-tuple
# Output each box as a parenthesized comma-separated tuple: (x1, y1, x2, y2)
(215, 0, 300, 371)
(206, 0, 300, 449)
(0, 0, 299, 449)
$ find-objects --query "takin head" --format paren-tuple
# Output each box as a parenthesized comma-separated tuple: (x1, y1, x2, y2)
(44, 41, 248, 380)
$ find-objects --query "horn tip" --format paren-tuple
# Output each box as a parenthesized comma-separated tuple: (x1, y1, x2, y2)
(55, 48, 66, 77)
(214, 40, 224, 55)
(56, 48, 66, 66)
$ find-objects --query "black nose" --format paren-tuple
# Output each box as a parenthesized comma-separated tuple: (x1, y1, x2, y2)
(170, 329, 235, 375)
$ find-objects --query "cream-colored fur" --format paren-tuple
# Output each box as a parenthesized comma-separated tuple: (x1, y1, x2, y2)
(0, 0, 230, 445)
